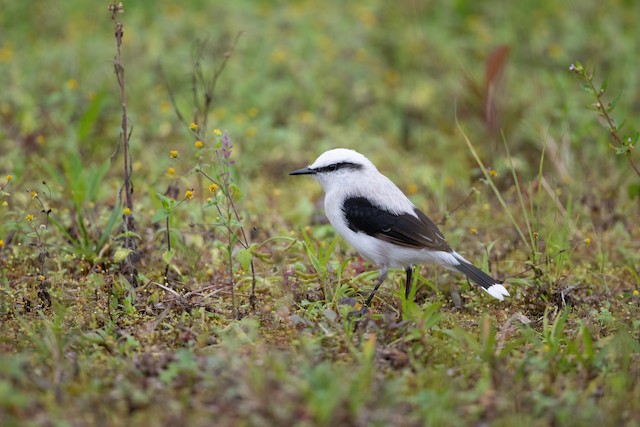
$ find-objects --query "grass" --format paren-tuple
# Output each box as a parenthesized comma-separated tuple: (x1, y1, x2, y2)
(1, 0, 639, 426)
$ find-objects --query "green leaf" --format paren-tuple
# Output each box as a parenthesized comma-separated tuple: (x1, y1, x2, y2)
(609, 91, 622, 112)
(114, 247, 133, 263)
(614, 146, 628, 155)
(627, 182, 640, 199)
(162, 248, 175, 265)
(237, 248, 252, 271)
(151, 209, 170, 223)
(228, 184, 243, 200)
(77, 91, 106, 142)
(156, 192, 174, 210)
(599, 79, 608, 94)
(580, 83, 592, 94)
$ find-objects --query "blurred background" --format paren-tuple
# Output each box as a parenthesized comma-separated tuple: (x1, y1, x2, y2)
(1, 0, 639, 245)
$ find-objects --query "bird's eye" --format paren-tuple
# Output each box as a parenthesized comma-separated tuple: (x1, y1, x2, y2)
(329, 164, 337, 171)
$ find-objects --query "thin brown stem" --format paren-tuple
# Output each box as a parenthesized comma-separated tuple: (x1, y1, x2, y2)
(110, 1, 138, 278)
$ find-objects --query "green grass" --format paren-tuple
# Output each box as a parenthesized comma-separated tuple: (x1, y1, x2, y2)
(1, 1, 640, 426)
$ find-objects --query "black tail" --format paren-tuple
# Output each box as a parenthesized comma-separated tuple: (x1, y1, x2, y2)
(452, 259, 497, 291)
(450, 253, 509, 300)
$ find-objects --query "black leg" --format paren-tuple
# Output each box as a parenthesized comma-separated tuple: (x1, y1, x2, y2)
(349, 267, 388, 318)
(404, 266, 414, 300)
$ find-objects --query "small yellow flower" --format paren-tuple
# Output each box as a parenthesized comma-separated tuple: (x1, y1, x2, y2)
(213, 128, 222, 137)
(167, 166, 176, 176)
(37, 275, 45, 282)
(490, 169, 498, 177)
(30, 190, 38, 199)
(170, 150, 179, 158)
(633, 289, 639, 296)
(123, 207, 132, 216)
(470, 227, 477, 235)
(194, 140, 204, 148)
(185, 190, 194, 200)
(206, 197, 212, 204)
(36, 134, 45, 145)
(66, 79, 78, 91)
(584, 238, 592, 245)
(0, 239, 4, 248)
(189, 122, 198, 131)
(406, 183, 418, 195)
(209, 183, 218, 193)
(26, 214, 34, 222)
(533, 231, 539, 239)
(247, 107, 259, 118)
(5, 175, 12, 182)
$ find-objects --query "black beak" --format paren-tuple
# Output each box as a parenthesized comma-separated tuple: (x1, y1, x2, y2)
(289, 167, 316, 176)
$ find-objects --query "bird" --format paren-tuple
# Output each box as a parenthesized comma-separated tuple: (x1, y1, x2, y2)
(290, 148, 509, 314)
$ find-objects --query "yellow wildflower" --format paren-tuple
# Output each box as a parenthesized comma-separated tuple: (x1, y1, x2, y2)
(5, 175, 12, 182)
(584, 238, 592, 245)
(36, 135, 45, 145)
(194, 140, 204, 148)
(26, 214, 34, 222)
(490, 169, 497, 177)
(470, 227, 477, 235)
(37, 275, 45, 282)
(185, 190, 194, 200)
(0, 239, 4, 248)
(209, 183, 218, 193)
(633, 290, 639, 296)
(66, 79, 78, 90)
(189, 122, 198, 131)
(213, 128, 222, 137)
(170, 150, 178, 158)
(123, 207, 132, 216)
(167, 167, 176, 176)
(30, 190, 38, 198)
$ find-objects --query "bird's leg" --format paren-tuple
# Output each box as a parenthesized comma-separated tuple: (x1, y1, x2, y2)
(348, 267, 388, 318)
(404, 266, 414, 301)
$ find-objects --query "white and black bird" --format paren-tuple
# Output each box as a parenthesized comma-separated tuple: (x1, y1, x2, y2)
(290, 148, 509, 313)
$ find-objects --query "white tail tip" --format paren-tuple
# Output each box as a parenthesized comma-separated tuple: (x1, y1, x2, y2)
(486, 284, 510, 301)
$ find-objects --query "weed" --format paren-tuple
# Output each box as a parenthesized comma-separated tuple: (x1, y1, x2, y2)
(569, 61, 640, 181)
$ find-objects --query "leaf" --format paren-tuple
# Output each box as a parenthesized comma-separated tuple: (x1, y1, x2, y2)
(237, 247, 252, 271)
(609, 91, 622, 112)
(484, 44, 510, 90)
(114, 247, 133, 263)
(580, 83, 592, 94)
(600, 79, 608, 94)
(228, 184, 243, 200)
(77, 92, 106, 142)
(627, 182, 640, 199)
(162, 248, 175, 265)
(614, 146, 628, 155)
(156, 192, 174, 210)
(151, 209, 170, 223)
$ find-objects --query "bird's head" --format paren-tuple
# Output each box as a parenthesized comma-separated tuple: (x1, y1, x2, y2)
(290, 148, 376, 190)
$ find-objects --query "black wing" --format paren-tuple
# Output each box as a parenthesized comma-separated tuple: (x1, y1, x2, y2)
(342, 197, 451, 252)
